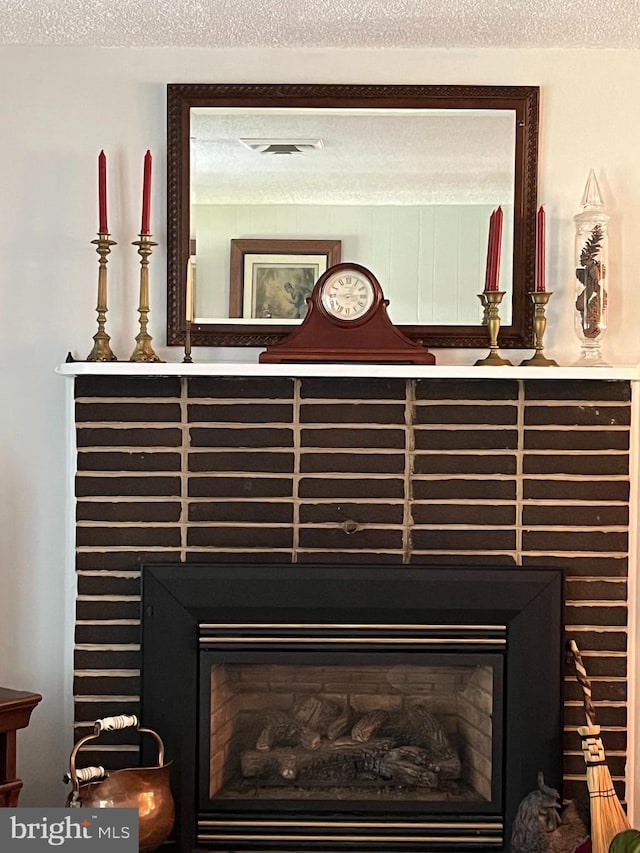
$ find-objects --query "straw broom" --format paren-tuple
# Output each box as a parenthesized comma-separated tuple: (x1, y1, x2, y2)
(569, 639, 630, 853)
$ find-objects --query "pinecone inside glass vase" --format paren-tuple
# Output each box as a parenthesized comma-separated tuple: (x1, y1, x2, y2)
(575, 224, 607, 340)
(573, 169, 610, 362)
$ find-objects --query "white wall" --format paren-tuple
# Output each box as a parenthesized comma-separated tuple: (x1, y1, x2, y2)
(1, 44, 640, 808)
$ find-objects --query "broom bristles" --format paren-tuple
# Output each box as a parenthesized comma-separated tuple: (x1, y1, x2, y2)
(586, 765, 630, 853)
(579, 726, 630, 853)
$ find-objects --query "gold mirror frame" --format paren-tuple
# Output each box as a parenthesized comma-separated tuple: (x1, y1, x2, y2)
(167, 83, 539, 349)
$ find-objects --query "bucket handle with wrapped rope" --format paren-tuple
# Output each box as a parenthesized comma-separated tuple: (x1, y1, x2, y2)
(66, 715, 166, 806)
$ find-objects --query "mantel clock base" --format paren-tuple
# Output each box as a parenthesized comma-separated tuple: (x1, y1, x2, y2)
(259, 263, 435, 365)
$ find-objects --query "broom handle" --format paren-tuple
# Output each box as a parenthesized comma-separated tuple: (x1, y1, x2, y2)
(569, 639, 597, 727)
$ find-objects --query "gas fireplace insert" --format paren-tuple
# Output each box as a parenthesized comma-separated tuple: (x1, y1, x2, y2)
(140, 563, 564, 852)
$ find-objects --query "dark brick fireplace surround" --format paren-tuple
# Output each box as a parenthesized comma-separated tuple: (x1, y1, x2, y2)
(71, 374, 631, 843)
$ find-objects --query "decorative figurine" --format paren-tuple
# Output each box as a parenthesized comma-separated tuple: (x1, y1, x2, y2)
(510, 772, 589, 853)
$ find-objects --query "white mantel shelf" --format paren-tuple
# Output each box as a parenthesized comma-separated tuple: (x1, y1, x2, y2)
(56, 361, 640, 381)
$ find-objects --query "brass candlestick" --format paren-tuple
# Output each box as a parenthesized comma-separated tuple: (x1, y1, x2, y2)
(87, 233, 118, 362)
(475, 291, 513, 366)
(520, 291, 558, 366)
(183, 320, 193, 363)
(130, 233, 163, 363)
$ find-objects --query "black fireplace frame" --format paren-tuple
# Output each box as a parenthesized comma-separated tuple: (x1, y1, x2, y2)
(140, 563, 564, 852)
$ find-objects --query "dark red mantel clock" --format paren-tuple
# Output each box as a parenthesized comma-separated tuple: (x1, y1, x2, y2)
(259, 263, 435, 364)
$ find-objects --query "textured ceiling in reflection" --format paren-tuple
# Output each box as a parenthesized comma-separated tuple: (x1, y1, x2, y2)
(190, 108, 516, 205)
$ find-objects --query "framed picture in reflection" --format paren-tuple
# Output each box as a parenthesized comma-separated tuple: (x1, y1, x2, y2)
(229, 238, 341, 320)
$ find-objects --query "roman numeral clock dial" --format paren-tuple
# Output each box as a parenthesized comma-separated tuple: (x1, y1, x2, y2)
(320, 271, 376, 321)
(259, 263, 435, 364)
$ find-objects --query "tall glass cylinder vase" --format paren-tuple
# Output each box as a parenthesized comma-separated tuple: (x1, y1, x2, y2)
(574, 169, 610, 362)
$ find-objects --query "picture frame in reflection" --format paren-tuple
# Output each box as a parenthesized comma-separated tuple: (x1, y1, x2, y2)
(229, 239, 342, 320)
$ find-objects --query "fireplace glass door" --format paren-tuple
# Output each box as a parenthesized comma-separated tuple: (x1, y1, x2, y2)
(199, 651, 503, 814)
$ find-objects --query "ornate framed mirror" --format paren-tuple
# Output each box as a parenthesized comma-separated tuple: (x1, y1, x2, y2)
(167, 83, 539, 349)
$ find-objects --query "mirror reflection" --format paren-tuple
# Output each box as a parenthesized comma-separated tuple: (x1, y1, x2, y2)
(166, 84, 539, 349)
(190, 107, 516, 326)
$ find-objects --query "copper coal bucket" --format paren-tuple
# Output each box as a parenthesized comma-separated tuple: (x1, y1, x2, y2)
(66, 715, 174, 852)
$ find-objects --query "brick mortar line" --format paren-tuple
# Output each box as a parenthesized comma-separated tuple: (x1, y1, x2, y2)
(77, 519, 628, 524)
(77, 570, 141, 576)
(76, 521, 184, 527)
(77, 595, 139, 600)
(137, 523, 614, 531)
(291, 380, 303, 562)
(73, 695, 139, 701)
(297, 547, 513, 555)
(76, 619, 141, 623)
(412, 473, 630, 479)
(75, 471, 183, 477)
(160, 398, 632, 407)
(414, 449, 630, 454)
(73, 496, 631, 505)
(73, 545, 631, 556)
(180, 377, 191, 559)
(417, 523, 630, 530)
(406, 552, 628, 559)
(76, 410, 629, 419)
(85, 449, 621, 457)
(76, 396, 182, 402)
(93, 521, 408, 528)
(167, 398, 537, 406)
(74, 669, 139, 675)
(73, 391, 631, 401)
(74, 422, 632, 432)
(76, 470, 435, 478)
(75, 546, 182, 552)
(516, 381, 527, 562)
(403, 379, 413, 565)
(74, 545, 629, 555)
(77, 466, 629, 472)
(176, 548, 409, 554)
(522, 550, 629, 557)
(417, 399, 631, 407)
(187, 472, 502, 479)
(74, 545, 291, 552)
(514, 499, 630, 505)
(86, 447, 541, 453)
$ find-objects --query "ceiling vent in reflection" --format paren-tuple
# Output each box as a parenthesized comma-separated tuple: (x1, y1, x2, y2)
(239, 138, 324, 154)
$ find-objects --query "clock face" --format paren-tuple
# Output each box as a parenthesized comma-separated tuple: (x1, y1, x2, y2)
(319, 268, 376, 321)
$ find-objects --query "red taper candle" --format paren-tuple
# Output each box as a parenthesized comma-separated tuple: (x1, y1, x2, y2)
(536, 205, 546, 292)
(98, 150, 108, 234)
(492, 206, 503, 291)
(141, 150, 152, 234)
(484, 210, 496, 292)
